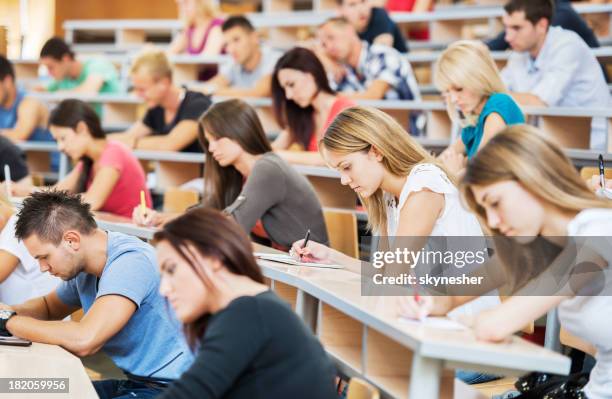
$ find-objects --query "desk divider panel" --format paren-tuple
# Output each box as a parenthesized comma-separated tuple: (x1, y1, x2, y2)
(25, 152, 52, 174)
(272, 281, 298, 310)
(155, 162, 201, 189)
(364, 327, 413, 398)
(539, 116, 592, 150)
(426, 109, 452, 139)
(307, 175, 357, 209)
(173, 64, 201, 86)
(119, 29, 147, 45)
(103, 103, 142, 126)
(317, 302, 364, 374)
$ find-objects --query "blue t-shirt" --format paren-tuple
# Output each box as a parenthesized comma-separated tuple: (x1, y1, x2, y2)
(0, 90, 53, 141)
(56, 231, 193, 380)
(0, 90, 59, 171)
(461, 93, 524, 159)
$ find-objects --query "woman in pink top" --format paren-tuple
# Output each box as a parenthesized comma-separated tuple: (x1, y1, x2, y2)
(271, 47, 355, 166)
(11, 100, 151, 219)
(169, 0, 224, 57)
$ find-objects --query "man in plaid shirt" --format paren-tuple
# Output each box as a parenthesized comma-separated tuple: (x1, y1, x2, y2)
(318, 17, 421, 102)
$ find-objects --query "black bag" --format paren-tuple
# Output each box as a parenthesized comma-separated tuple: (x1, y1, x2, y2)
(512, 372, 589, 399)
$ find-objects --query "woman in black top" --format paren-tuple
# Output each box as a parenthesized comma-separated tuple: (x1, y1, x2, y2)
(154, 207, 338, 399)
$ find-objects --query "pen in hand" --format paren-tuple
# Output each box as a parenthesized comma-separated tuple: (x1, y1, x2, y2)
(300, 229, 311, 261)
(599, 154, 605, 190)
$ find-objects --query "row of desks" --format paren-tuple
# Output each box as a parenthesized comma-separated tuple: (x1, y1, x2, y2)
(0, 211, 571, 399)
(13, 46, 612, 92)
(61, 3, 612, 50)
(74, 217, 571, 399)
(19, 93, 612, 155)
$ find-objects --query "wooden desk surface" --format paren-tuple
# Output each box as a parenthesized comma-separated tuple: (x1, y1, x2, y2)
(253, 244, 569, 376)
(0, 342, 97, 398)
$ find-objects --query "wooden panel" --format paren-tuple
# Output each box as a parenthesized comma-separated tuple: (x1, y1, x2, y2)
(539, 116, 591, 150)
(156, 162, 201, 189)
(365, 328, 412, 378)
(54, 0, 177, 37)
(273, 281, 297, 310)
(426, 110, 452, 139)
(103, 103, 141, 126)
(318, 302, 363, 372)
(307, 176, 356, 209)
(324, 209, 359, 258)
(162, 187, 199, 213)
(25, 152, 52, 173)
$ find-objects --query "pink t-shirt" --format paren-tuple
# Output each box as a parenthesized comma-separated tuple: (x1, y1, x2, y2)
(307, 97, 356, 152)
(83, 141, 152, 218)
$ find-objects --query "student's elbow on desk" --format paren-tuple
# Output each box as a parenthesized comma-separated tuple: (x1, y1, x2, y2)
(472, 311, 512, 342)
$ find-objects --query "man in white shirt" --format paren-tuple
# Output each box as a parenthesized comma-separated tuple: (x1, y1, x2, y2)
(202, 15, 281, 97)
(500, 0, 611, 149)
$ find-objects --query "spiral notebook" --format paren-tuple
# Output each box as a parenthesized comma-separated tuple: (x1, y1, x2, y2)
(253, 252, 344, 269)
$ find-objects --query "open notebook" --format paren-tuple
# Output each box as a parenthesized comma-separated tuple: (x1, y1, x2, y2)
(253, 252, 344, 269)
(398, 316, 468, 331)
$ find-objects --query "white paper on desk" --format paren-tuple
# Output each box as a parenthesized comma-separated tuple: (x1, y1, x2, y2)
(254, 252, 344, 269)
(398, 316, 468, 331)
(597, 188, 612, 200)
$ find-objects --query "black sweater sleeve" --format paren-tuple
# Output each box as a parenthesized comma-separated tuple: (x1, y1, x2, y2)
(158, 297, 266, 399)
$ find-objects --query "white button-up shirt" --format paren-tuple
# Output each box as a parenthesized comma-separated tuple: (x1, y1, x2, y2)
(501, 26, 610, 149)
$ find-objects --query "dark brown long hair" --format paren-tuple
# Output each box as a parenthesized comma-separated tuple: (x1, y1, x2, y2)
(271, 47, 335, 149)
(49, 99, 106, 194)
(153, 206, 265, 349)
(198, 99, 272, 210)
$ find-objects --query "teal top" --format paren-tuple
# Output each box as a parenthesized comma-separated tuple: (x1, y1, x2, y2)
(462, 93, 524, 159)
(47, 58, 121, 94)
(47, 58, 122, 116)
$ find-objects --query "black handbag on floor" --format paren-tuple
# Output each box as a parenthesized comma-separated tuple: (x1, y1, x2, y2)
(512, 372, 589, 399)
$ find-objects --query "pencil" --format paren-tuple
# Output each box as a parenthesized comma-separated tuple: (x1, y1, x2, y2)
(140, 190, 146, 214)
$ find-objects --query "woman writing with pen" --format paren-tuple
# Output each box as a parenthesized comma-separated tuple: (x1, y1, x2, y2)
(290, 105, 500, 384)
(134, 99, 328, 250)
(7, 99, 151, 218)
(399, 125, 612, 398)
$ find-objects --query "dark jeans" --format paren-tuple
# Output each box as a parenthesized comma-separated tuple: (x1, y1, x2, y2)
(93, 379, 164, 399)
(456, 369, 502, 384)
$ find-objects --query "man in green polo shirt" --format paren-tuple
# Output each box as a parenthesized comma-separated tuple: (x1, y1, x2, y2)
(39, 37, 121, 95)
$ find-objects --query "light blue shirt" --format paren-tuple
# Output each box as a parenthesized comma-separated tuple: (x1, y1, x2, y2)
(56, 231, 193, 380)
(219, 45, 281, 88)
(501, 26, 611, 149)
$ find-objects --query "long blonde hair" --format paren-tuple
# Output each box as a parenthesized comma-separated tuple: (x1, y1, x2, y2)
(320, 106, 451, 234)
(434, 40, 508, 127)
(461, 124, 612, 291)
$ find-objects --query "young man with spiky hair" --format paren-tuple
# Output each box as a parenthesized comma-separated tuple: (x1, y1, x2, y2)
(0, 190, 192, 398)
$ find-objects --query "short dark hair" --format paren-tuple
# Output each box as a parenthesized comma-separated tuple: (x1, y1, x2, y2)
(504, 0, 555, 25)
(15, 189, 97, 245)
(0, 55, 15, 81)
(40, 37, 75, 60)
(221, 15, 254, 33)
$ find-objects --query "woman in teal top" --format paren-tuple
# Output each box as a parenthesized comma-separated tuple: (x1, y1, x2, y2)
(461, 92, 524, 159)
(434, 40, 525, 175)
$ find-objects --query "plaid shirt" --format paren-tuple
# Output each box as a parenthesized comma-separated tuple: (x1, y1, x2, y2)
(333, 41, 421, 101)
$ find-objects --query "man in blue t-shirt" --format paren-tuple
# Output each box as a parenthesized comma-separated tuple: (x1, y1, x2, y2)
(0, 56, 53, 143)
(0, 190, 193, 398)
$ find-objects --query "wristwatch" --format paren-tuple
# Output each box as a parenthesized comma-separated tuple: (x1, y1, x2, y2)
(0, 309, 16, 336)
